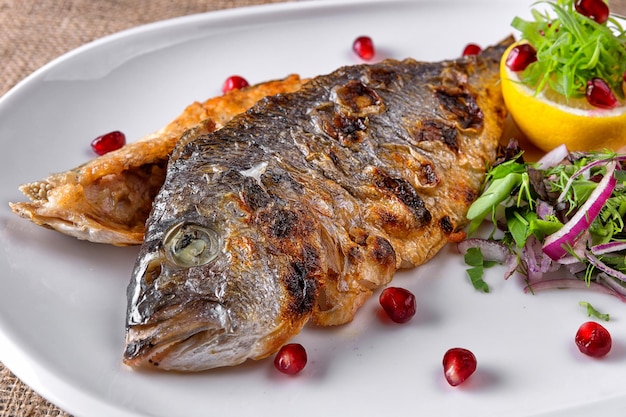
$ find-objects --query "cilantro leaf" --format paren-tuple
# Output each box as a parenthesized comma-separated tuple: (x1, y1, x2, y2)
(467, 267, 490, 294)
(464, 247, 491, 293)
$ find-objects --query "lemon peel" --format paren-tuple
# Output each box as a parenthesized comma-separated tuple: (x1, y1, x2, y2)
(501, 44, 626, 152)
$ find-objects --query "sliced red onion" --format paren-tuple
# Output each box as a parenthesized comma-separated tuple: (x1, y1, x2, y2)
(565, 262, 587, 275)
(522, 235, 557, 282)
(535, 144, 568, 169)
(542, 161, 617, 260)
(599, 273, 626, 297)
(503, 255, 519, 280)
(554, 231, 590, 264)
(585, 252, 626, 282)
(557, 255, 583, 265)
(457, 238, 518, 279)
(525, 278, 626, 302)
(557, 156, 624, 203)
(591, 241, 626, 255)
(536, 199, 554, 220)
(457, 238, 512, 263)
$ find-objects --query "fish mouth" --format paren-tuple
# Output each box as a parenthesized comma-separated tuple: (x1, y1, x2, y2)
(123, 300, 255, 371)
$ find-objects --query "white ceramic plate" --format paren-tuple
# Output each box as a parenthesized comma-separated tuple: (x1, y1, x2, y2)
(2, 1, 626, 416)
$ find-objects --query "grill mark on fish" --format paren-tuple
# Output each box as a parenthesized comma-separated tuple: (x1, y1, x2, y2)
(313, 104, 369, 146)
(332, 80, 383, 114)
(373, 170, 432, 226)
(368, 235, 396, 268)
(241, 177, 272, 211)
(264, 208, 299, 238)
(464, 189, 477, 205)
(365, 66, 399, 88)
(283, 244, 320, 316)
(412, 119, 459, 151)
(435, 85, 483, 130)
(284, 261, 317, 315)
(123, 38, 512, 371)
(439, 215, 455, 234)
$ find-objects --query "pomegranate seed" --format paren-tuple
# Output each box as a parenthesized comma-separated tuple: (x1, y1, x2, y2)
(274, 343, 307, 375)
(462, 43, 482, 56)
(442, 348, 477, 386)
(575, 0, 609, 24)
(505, 44, 537, 72)
(222, 75, 249, 94)
(575, 321, 612, 357)
(379, 287, 416, 323)
(353, 36, 375, 60)
(586, 77, 619, 109)
(90, 131, 126, 155)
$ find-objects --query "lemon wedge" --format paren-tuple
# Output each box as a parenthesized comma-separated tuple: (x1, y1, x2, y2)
(500, 44, 626, 153)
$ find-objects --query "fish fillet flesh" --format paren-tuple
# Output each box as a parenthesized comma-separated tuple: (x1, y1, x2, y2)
(123, 38, 511, 371)
(9, 75, 307, 245)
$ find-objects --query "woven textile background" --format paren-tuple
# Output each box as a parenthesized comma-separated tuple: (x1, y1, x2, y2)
(0, 0, 290, 97)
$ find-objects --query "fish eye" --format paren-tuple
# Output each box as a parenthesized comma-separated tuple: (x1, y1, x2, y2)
(163, 222, 221, 268)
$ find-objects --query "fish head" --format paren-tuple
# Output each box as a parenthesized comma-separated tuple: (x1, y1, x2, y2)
(123, 163, 320, 371)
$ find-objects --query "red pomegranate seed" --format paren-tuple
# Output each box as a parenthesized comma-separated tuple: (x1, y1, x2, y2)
(575, 321, 612, 357)
(462, 43, 482, 56)
(443, 348, 477, 386)
(575, 0, 610, 24)
(274, 343, 307, 375)
(222, 75, 249, 94)
(379, 287, 416, 323)
(505, 44, 537, 72)
(353, 36, 375, 60)
(90, 131, 126, 155)
(586, 77, 619, 109)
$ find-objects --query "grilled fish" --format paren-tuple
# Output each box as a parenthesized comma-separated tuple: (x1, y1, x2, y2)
(123, 38, 511, 371)
(9, 75, 307, 245)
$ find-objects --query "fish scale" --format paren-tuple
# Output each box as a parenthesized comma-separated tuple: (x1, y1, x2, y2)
(124, 37, 512, 371)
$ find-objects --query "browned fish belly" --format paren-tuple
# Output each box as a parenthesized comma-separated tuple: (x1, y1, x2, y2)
(9, 75, 307, 245)
(123, 38, 511, 371)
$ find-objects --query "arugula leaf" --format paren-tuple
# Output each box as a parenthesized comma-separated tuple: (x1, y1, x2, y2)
(579, 301, 610, 321)
(592, 193, 626, 244)
(487, 158, 528, 180)
(529, 217, 563, 240)
(466, 158, 531, 235)
(463, 145, 626, 303)
(512, 0, 626, 100)
(466, 173, 524, 234)
(507, 209, 534, 248)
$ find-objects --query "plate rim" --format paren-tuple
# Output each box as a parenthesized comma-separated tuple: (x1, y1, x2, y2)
(3, 1, 612, 417)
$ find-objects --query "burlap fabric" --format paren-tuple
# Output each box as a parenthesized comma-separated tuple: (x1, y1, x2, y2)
(0, 0, 290, 97)
(2, 0, 626, 416)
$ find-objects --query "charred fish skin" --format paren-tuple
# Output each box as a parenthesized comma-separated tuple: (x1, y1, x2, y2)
(124, 38, 510, 371)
